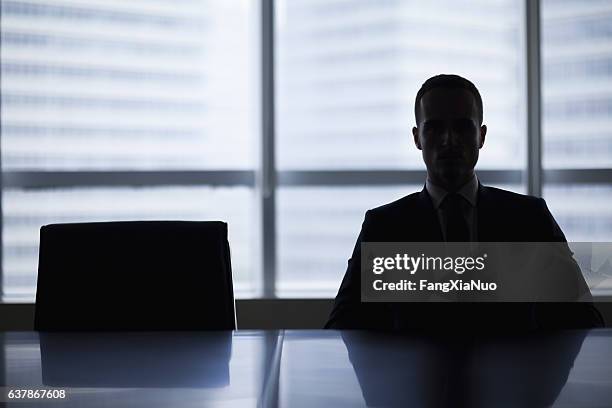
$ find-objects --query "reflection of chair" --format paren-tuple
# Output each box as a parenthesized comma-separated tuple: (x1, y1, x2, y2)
(34, 221, 236, 331)
(40, 332, 233, 387)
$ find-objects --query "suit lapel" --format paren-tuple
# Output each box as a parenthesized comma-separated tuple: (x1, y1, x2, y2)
(416, 186, 444, 241)
(476, 182, 496, 241)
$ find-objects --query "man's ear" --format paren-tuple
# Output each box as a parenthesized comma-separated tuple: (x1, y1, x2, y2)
(479, 124, 487, 149)
(412, 126, 422, 150)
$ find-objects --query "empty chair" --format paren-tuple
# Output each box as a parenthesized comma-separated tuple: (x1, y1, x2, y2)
(34, 221, 236, 331)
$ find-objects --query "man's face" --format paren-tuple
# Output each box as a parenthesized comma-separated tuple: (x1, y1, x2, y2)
(412, 87, 486, 187)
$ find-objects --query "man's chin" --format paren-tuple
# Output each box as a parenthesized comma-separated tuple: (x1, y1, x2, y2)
(435, 167, 472, 184)
(437, 156, 464, 164)
(437, 163, 468, 175)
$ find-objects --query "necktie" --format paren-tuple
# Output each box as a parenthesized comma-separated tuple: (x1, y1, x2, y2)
(441, 193, 470, 242)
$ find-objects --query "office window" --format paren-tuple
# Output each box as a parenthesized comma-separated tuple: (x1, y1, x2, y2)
(276, 0, 526, 296)
(0, 0, 260, 301)
(2, 187, 257, 300)
(277, 186, 412, 297)
(543, 185, 612, 241)
(276, 0, 525, 170)
(542, 0, 612, 241)
(2, 0, 611, 302)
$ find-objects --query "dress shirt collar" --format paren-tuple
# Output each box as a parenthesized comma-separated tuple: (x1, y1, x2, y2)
(425, 173, 478, 209)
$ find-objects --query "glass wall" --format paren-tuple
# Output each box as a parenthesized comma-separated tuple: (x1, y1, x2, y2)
(542, 0, 612, 242)
(0, 0, 260, 301)
(1, 0, 611, 301)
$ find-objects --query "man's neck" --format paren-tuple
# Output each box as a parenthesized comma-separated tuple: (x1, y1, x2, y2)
(427, 172, 475, 193)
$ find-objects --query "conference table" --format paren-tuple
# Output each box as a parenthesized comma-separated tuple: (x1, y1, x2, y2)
(1, 329, 611, 407)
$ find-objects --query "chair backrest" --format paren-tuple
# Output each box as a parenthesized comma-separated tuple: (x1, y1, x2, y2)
(34, 221, 236, 331)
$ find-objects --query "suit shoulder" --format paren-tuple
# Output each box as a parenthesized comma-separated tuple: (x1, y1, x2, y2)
(482, 186, 544, 207)
(367, 191, 422, 217)
(482, 186, 565, 241)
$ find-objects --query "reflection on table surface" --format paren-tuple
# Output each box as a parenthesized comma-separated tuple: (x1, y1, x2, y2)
(2, 329, 612, 407)
(280, 330, 612, 408)
(1, 331, 279, 408)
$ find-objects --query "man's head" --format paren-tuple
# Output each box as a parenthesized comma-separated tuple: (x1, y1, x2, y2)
(412, 74, 487, 191)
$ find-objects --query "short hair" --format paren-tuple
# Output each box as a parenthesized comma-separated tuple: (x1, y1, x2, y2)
(414, 74, 483, 125)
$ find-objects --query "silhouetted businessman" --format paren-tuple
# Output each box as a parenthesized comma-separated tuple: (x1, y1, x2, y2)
(326, 74, 603, 330)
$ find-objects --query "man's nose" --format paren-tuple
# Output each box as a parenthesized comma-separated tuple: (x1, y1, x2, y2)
(440, 126, 458, 146)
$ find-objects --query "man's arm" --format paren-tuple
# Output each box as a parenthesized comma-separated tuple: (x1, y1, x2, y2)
(534, 198, 605, 328)
(325, 211, 393, 329)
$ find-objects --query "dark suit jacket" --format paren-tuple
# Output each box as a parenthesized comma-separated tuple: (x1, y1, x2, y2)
(326, 183, 604, 330)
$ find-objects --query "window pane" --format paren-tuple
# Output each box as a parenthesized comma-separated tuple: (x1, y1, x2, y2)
(1, 0, 258, 170)
(542, 1, 612, 247)
(542, 0, 612, 169)
(543, 184, 612, 242)
(276, 0, 525, 170)
(277, 186, 414, 297)
(2, 186, 259, 302)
